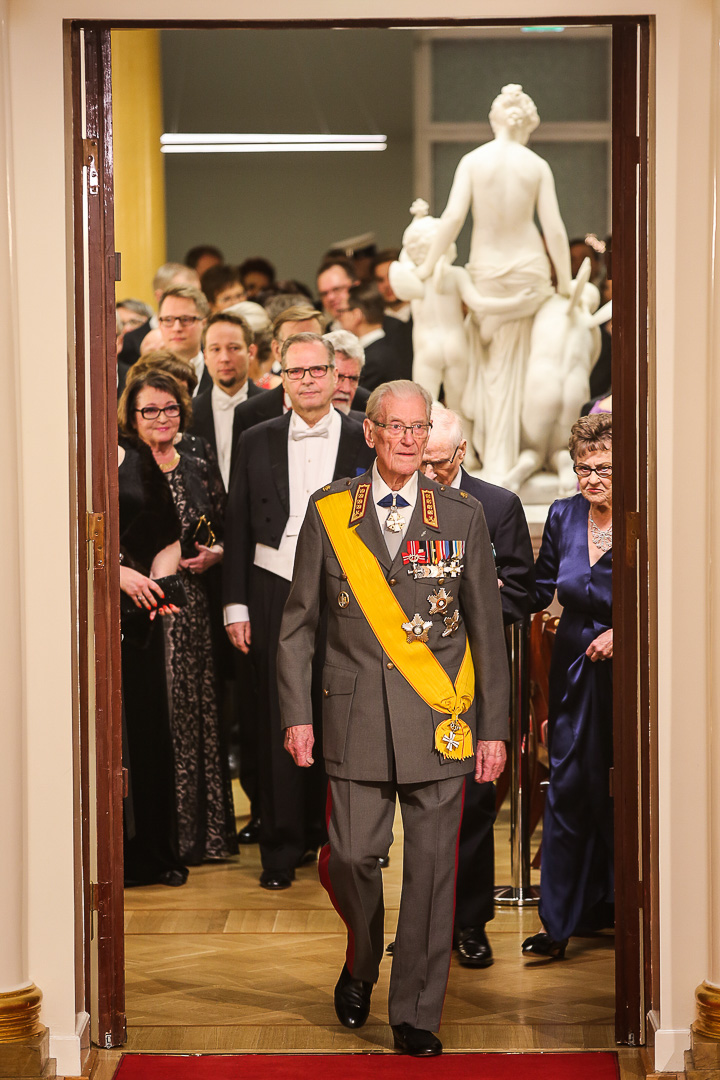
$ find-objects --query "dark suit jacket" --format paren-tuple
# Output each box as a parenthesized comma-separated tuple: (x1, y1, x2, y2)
(277, 470, 509, 783)
(119, 320, 152, 366)
(459, 468, 535, 625)
(358, 333, 412, 393)
(191, 381, 264, 459)
(223, 411, 375, 609)
(230, 382, 371, 480)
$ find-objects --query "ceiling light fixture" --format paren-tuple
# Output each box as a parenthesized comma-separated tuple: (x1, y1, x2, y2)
(160, 133, 387, 154)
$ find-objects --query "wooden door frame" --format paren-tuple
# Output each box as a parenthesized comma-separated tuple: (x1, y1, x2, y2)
(70, 23, 126, 1049)
(70, 13, 654, 1049)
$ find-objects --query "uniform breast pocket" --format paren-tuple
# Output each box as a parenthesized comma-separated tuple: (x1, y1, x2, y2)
(325, 555, 363, 618)
(321, 664, 357, 763)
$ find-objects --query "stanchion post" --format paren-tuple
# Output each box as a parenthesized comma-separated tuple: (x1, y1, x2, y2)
(495, 617, 540, 906)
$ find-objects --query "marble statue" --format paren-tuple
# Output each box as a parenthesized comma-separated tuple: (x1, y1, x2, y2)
(388, 200, 473, 451)
(501, 259, 611, 495)
(411, 84, 571, 484)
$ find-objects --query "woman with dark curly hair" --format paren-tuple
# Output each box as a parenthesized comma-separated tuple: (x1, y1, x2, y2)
(522, 413, 614, 959)
(119, 365, 238, 866)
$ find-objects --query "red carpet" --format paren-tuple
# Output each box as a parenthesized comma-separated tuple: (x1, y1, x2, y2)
(116, 1052, 620, 1079)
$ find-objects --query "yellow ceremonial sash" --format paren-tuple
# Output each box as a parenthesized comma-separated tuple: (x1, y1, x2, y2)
(317, 489, 475, 759)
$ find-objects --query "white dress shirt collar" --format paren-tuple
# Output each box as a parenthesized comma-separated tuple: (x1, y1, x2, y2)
(359, 327, 385, 349)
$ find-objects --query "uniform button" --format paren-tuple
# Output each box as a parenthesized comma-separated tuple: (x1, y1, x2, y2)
(341, 573, 347, 581)
(389, 578, 397, 586)
(440, 485, 446, 491)
(386, 662, 394, 670)
(323, 688, 330, 697)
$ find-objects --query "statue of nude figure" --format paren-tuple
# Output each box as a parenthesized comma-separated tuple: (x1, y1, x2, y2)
(413, 84, 572, 481)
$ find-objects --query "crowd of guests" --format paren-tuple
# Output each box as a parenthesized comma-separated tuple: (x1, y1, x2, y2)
(115, 235, 613, 982)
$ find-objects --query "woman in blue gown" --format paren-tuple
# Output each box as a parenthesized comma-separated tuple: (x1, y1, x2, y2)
(523, 413, 614, 959)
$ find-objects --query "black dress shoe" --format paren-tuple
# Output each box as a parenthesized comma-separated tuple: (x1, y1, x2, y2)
(259, 868, 294, 890)
(297, 847, 319, 867)
(157, 868, 189, 887)
(391, 1023, 442, 1057)
(456, 926, 493, 968)
(237, 817, 260, 844)
(334, 964, 372, 1029)
(378, 855, 390, 868)
(521, 931, 568, 959)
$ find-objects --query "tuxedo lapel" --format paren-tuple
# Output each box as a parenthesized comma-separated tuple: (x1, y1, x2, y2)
(333, 414, 362, 483)
(267, 415, 291, 515)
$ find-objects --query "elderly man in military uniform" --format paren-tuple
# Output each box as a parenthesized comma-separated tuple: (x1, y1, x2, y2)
(277, 380, 509, 1057)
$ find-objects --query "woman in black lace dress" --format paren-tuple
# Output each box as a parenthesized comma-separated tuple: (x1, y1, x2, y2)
(120, 365, 238, 865)
(117, 427, 187, 887)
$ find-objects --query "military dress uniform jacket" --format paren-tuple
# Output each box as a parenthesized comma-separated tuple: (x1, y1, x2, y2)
(277, 469, 510, 785)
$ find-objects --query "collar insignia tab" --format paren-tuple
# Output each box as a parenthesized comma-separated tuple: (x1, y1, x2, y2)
(350, 483, 371, 525)
(421, 489, 439, 530)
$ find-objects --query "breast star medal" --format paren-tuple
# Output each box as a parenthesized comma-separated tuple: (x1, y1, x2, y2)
(442, 610, 460, 637)
(401, 613, 433, 643)
(338, 592, 350, 608)
(434, 717, 473, 760)
(427, 587, 453, 615)
(385, 497, 406, 534)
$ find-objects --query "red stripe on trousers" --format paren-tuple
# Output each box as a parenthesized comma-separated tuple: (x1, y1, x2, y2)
(318, 781, 356, 974)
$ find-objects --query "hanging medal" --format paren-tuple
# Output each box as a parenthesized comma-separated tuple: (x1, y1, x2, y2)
(434, 716, 473, 760)
(385, 495, 405, 534)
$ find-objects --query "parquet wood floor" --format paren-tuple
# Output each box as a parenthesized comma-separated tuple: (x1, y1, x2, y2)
(99, 784, 650, 1079)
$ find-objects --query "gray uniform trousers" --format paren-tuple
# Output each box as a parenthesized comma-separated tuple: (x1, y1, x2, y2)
(321, 773, 465, 1031)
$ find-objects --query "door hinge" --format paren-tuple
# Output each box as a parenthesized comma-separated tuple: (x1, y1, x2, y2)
(114, 252, 122, 281)
(82, 137, 99, 196)
(609, 766, 614, 798)
(86, 511, 105, 569)
(122, 767, 129, 799)
(625, 511, 640, 569)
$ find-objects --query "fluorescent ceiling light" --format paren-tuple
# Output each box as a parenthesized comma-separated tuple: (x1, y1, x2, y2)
(160, 133, 387, 154)
(521, 25, 565, 32)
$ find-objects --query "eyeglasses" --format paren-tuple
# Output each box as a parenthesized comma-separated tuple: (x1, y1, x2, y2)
(573, 463, 612, 478)
(421, 446, 460, 470)
(373, 421, 432, 438)
(336, 372, 360, 385)
(135, 404, 181, 420)
(158, 315, 202, 328)
(283, 365, 334, 381)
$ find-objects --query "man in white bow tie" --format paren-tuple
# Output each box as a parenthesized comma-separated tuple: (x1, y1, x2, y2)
(223, 334, 375, 888)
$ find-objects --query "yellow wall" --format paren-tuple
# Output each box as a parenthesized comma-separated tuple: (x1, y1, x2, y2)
(111, 29, 166, 306)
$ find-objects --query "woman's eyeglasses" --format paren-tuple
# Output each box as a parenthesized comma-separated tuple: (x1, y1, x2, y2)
(135, 404, 182, 420)
(573, 463, 612, 478)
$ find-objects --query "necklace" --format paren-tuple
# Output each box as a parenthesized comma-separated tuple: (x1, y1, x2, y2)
(589, 508, 612, 552)
(156, 450, 180, 473)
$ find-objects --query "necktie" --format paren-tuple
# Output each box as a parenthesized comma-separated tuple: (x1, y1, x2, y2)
(378, 493, 410, 559)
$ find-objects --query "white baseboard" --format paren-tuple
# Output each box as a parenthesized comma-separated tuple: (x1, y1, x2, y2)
(654, 1027, 691, 1072)
(49, 1030, 81, 1076)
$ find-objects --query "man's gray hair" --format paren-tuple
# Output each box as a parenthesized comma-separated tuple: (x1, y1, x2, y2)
(430, 404, 465, 448)
(366, 380, 432, 423)
(117, 297, 153, 321)
(323, 329, 365, 368)
(280, 332, 335, 368)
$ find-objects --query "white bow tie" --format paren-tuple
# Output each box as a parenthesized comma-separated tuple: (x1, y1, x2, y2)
(214, 394, 237, 412)
(291, 425, 329, 440)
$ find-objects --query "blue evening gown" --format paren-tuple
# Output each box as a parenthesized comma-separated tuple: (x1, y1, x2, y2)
(534, 493, 614, 941)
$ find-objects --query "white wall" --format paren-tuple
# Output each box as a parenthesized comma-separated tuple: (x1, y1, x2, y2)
(4, 0, 716, 1074)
